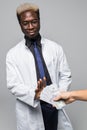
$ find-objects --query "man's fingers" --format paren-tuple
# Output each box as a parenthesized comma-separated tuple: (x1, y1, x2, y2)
(37, 79, 43, 90)
(39, 79, 43, 89)
(37, 77, 46, 90)
(43, 77, 46, 87)
(37, 81, 40, 90)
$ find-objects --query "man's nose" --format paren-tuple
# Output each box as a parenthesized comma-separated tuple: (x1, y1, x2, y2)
(28, 23, 34, 29)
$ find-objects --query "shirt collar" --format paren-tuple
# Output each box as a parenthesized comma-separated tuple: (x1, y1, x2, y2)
(25, 34, 41, 48)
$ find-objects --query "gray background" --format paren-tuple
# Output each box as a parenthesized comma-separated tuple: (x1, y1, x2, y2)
(0, 0, 87, 130)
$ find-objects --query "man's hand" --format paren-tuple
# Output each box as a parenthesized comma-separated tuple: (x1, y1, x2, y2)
(35, 77, 46, 100)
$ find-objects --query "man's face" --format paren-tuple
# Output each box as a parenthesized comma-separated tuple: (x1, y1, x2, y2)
(19, 10, 40, 39)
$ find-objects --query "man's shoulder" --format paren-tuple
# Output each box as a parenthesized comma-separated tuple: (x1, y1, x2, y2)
(41, 37, 62, 49)
(6, 39, 25, 57)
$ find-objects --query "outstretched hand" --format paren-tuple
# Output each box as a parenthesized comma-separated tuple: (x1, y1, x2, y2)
(53, 91, 76, 104)
(35, 77, 46, 100)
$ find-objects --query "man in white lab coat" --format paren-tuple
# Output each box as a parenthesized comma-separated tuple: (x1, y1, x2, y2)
(6, 3, 73, 130)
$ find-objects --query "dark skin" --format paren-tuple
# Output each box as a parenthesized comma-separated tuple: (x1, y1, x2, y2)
(19, 10, 46, 99)
(19, 10, 40, 39)
(35, 77, 46, 99)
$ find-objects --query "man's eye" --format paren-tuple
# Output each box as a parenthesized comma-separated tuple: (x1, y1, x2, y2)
(22, 22, 28, 26)
(31, 20, 38, 24)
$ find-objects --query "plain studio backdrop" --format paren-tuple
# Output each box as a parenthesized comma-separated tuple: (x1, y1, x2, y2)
(0, 0, 87, 130)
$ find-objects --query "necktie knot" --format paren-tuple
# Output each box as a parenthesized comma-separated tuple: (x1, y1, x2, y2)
(34, 41, 37, 47)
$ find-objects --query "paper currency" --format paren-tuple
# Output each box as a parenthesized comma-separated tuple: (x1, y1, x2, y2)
(40, 84, 66, 109)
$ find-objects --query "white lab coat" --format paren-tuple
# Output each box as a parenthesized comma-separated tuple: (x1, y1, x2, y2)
(6, 37, 73, 130)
